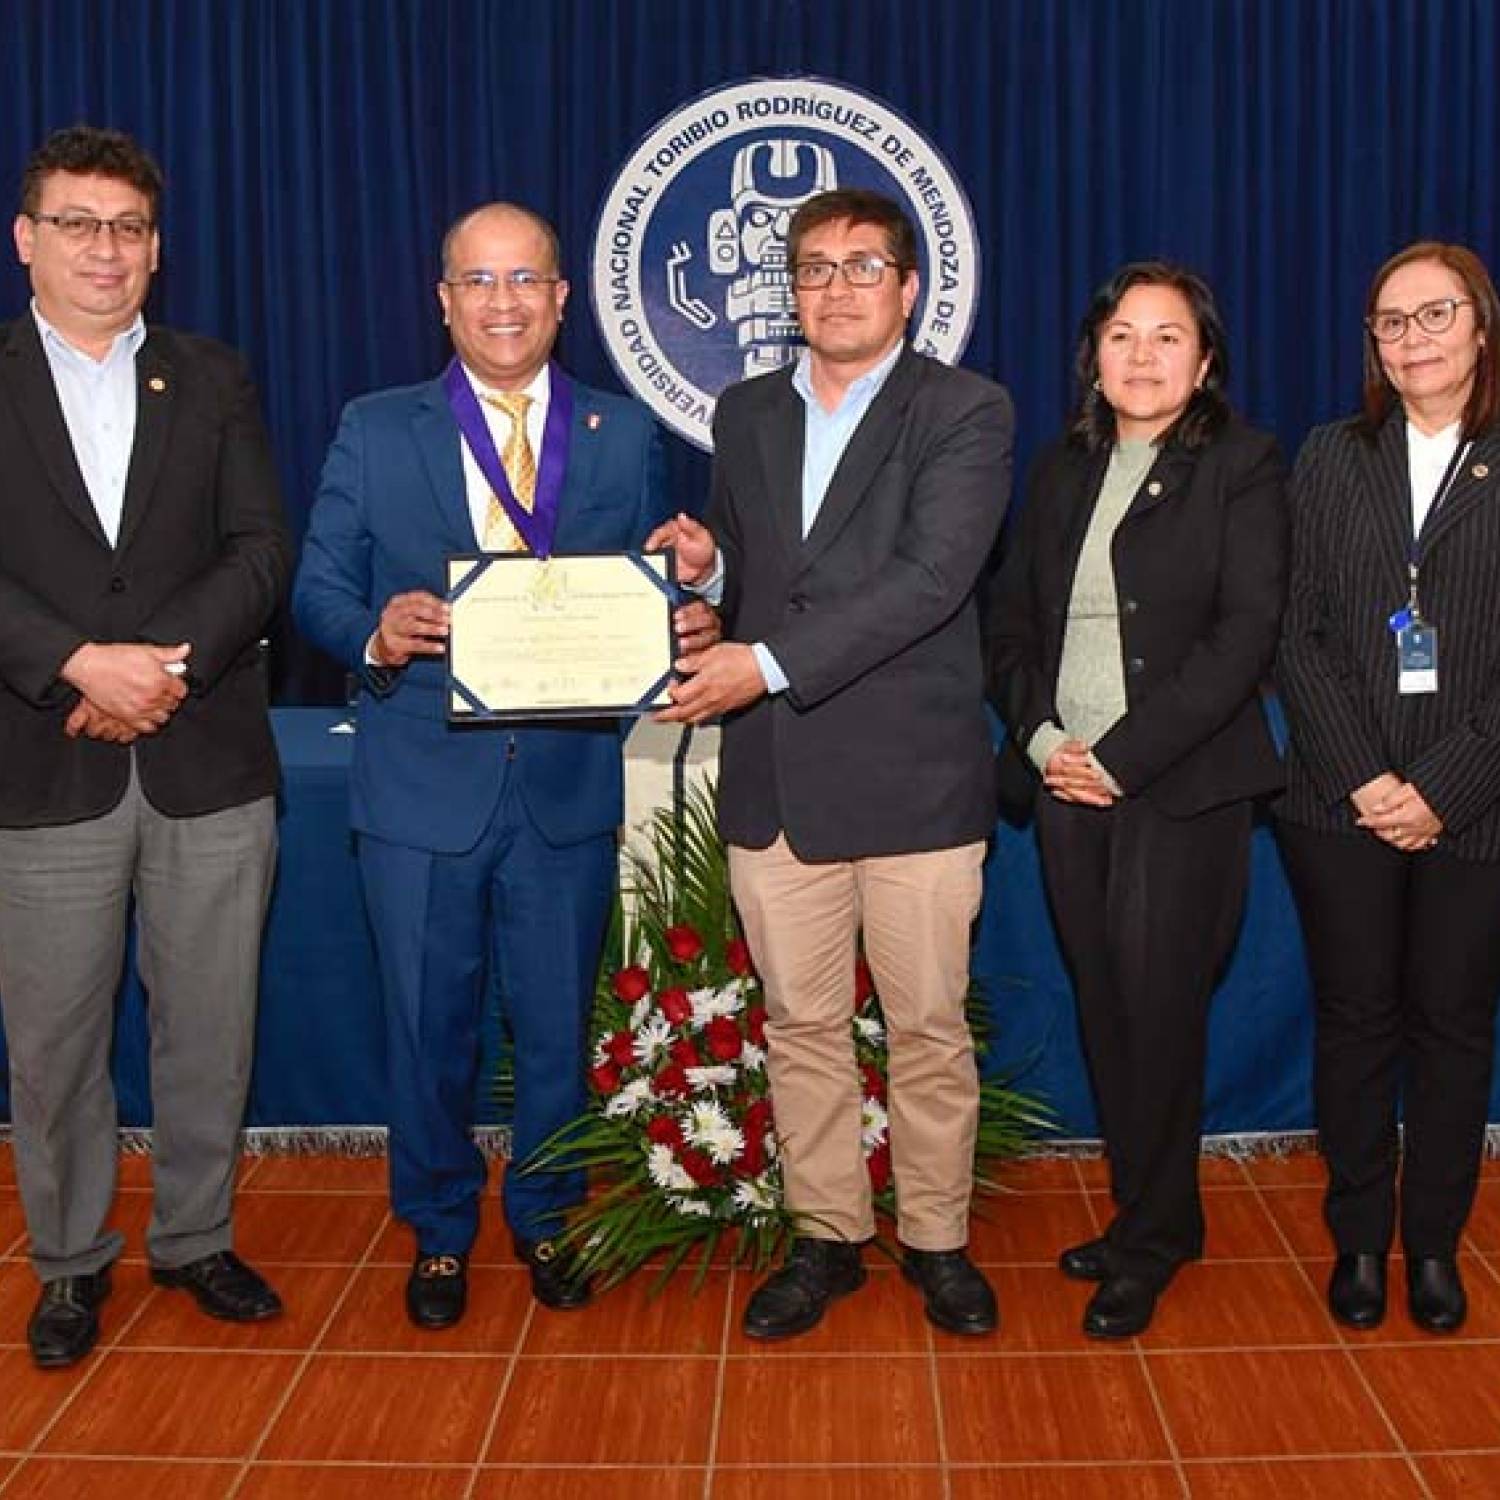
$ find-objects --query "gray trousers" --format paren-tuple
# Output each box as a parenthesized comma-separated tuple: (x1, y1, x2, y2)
(0, 760, 276, 1280)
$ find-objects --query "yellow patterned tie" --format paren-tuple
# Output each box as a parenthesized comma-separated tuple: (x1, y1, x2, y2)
(480, 391, 536, 551)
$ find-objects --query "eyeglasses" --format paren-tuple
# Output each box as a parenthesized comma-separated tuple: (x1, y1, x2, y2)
(442, 269, 561, 296)
(1365, 297, 1474, 343)
(27, 211, 154, 246)
(791, 255, 906, 291)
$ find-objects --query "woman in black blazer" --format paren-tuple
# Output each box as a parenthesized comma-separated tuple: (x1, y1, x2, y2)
(988, 263, 1287, 1337)
(1277, 242, 1500, 1335)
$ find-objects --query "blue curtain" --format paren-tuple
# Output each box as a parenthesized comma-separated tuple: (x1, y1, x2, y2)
(3, 0, 1498, 700)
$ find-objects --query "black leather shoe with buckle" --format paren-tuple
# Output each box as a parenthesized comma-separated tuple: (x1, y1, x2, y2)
(742, 1237, 866, 1341)
(1058, 1235, 1113, 1282)
(516, 1239, 591, 1310)
(28, 1270, 112, 1369)
(406, 1252, 469, 1328)
(1328, 1252, 1387, 1330)
(1083, 1274, 1159, 1339)
(902, 1247, 998, 1335)
(1408, 1255, 1466, 1333)
(151, 1250, 282, 1322)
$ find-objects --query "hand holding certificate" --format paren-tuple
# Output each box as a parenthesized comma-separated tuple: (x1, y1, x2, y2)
(446, 551, 679, 720)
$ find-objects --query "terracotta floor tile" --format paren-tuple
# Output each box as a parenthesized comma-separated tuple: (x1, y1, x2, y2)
(948, 1466, 1183, 1499)
(1072, 1154, 1250, 1190)
(1241, 1150, 1326, 1187)
(1146, 1349, 1396, 1458)
(1462, 1179, 1500, 1251)
(115, 1153, 156, 1189)
(726, 1266, 929, 1355)
(39, 1349, 299, 1458)
(0, 1143, 15, 1184)
(242, 1155, 391, 1194)
(237, 1462, 474, 1499)
(1355, 1343, 1500, 1449)
(1201, 1189, 1294, 1260)
(491, 1356, 716, 1464)
(120, 1264, 353, 1351)
(0, 1347, 97, 1448)
(259, 1353, 507, 1463)
(0, 1191, 24, 1257)
(1182, 1457, 1425, 1497)
(1073, 1155, 1114, 1191)
(525, 1267, 727, 1355)
(476, 1471, 707, 1500)
(321, 1265, 531, 1353)
(3, 1457, 241, 1498)
(966, 1191, 1103, 1264)
(985, 1155, 1087, 1192)
(1481, 1154, 1500, 1178)
(1138, 1262, 1334, 1348)
(970, 1264, 1091, 1351)
(101, 1189, 154, 1251)
(229, 1192, 388, 1264)
(717, 1355, 938, 1465)
(1256, 1185, 1333, 1257)
(938, 1353, 1169, 1463)
(1416, 1452, 1500, 1497)
(714, 1469, 945, 1500)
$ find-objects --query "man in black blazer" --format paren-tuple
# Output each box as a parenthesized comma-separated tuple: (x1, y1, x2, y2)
(653, 189, 1012, 1339)
(0, 127, 290, 1368)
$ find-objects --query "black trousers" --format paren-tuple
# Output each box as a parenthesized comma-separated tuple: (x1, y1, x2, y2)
(1277, 822, 1500, 1257)
(1037, 792, 1252, 1286)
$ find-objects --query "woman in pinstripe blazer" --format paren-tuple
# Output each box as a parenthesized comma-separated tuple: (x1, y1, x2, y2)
(1278, 242, 1500, 1337)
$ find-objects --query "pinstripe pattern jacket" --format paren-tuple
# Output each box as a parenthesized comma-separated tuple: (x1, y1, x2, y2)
(1276, 411, 1500, 861)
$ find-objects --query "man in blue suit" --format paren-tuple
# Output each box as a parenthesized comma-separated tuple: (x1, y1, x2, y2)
(294, 203, 707, 1326)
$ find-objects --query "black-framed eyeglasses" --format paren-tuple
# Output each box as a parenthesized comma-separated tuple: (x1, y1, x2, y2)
(791, 255, 906, 291)
(442, 269, 561, 296)
(1365, 297, 1474, 343)
(27, 211, 154, 246)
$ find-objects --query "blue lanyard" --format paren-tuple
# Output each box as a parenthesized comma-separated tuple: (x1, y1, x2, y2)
(1401, 439, 1470, 624)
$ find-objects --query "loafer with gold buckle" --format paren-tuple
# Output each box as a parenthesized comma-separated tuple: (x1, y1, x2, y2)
(406, 1252, 468, 1328)
(516, 1238, 591, 1310)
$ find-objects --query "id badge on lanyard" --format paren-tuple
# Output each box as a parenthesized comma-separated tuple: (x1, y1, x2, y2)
(1390, 440, 1469, 696)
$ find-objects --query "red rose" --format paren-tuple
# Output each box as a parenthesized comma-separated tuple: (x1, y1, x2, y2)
(645, 1114, 684, 1148)
(603, 1030, 636, 1068)
(705, 1016, 743, 1062)
(669, 1036, 702, 1070)
(589, 1062, 621, 1096)
(665, 924, 705, 962)
(854, 957, 875, 1009)
(744, 1097, 774, 1138)
(612, 965, 651, 1003)
(654, 1064, 690, 1097)
(866, 1141, 893, 1192)
(726, 938, 755, 977)
(658, 987, 693, 1025)
(861, 1063, 887, 1102)
(746, 1006, 768, 1047)
(678, 1147, 719, 1186)
(735, 1130, 766, 1177)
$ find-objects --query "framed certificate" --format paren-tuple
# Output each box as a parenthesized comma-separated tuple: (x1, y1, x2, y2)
(445, 551, 679, 721)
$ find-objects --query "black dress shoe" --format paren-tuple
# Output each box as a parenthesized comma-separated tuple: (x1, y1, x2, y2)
(28, 1270, 112, 1369)
(151, 1250, 282, 1322)
(1059, 1236, 1113, 1282)
(516, 1239, 592, 1310)
(1328, 1253, 1386, 1330)
(1408, 1256, 1466, 1333)
(743, 1237, 866, 1340)
(406, 1252, 469, 1328)
(1083, 1274, 1159, 1339)
(902, 1247, 997, 1335)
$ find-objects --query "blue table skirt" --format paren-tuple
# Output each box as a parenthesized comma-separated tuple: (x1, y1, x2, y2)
(0, 708, 1492, 1138)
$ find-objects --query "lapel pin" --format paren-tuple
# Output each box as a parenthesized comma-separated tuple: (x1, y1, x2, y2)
(1147, 480, 1163, 496)
(147, 376, 166, 393)
(586, 412, 601, 431)
(1474, 463, 1489, 479)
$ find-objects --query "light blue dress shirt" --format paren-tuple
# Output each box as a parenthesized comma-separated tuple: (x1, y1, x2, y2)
(33, 301, 145, 548)
(751, 340, 905, 694)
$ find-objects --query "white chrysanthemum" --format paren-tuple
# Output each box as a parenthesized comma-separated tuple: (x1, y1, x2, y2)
(731, 1175, 780, 1216)
(685, 1064, 738, 1093)
(690, 983, 744, 1025)
(646, 1142, 695, 1193)
(685, 1099, 745, 1164)
(739, 1043, 766, 1072)
(632, 1014, 674, 1067)
(853, 1014, 885, 1044)
(668, 1195, 712, 1218)
(602, 1077, 654, 1119)
(860, 1096, 889, 1151)
(629, 995, 653, 1030)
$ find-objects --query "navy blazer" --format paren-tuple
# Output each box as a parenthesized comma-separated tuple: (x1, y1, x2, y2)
(1277, 412, 1500, 861)
(293, 373, 667, 855)
(987, 418, 1288, 820)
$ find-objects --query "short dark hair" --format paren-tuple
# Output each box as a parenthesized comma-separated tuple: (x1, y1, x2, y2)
(1068, 260, 1232, 452)
(440, 202, 562, 277)
(20, 125, 163, 220)
(786, 189, 918, 274)
(1360, 241, 1500, 438)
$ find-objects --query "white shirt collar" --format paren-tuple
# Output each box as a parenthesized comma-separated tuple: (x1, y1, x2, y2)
(31, 299, 145, 366)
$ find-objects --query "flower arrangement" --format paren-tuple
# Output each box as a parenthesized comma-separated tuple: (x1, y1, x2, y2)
(523, 781, 1050, 1289)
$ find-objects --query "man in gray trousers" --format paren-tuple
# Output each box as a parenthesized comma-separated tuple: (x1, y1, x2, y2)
(0, 126, 291, 1367)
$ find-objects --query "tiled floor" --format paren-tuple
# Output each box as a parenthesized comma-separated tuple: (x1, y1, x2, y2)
(2, 1145, 1500, 1497)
